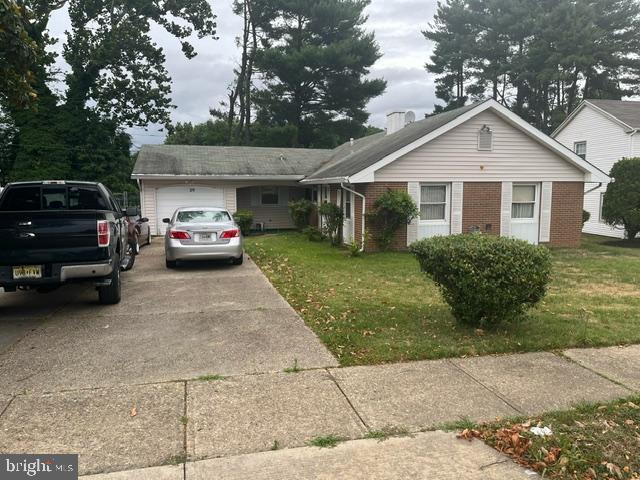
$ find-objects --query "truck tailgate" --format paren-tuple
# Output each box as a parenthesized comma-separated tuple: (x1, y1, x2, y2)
(0, 211, 107, 265)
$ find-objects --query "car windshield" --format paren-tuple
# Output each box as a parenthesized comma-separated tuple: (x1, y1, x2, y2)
(176, 210, 231, 223)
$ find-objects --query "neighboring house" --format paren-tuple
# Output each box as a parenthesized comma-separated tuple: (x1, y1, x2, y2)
(553, 99, 640, 239)
(132, 99, 607, 250)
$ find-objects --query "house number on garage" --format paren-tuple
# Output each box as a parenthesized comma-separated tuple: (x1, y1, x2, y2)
(190, 188, 196, 193)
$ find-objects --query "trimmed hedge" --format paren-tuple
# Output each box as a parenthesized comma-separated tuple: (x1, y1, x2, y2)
(289, 199, 315, 230)
(410, 234, 551, 327)
(233, 210, 254, 236)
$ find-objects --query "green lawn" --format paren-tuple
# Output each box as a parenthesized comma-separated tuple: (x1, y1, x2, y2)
(245, 233, 640, 366)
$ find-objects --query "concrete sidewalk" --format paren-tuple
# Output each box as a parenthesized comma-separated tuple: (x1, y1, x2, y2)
(2, 344, 638, 478)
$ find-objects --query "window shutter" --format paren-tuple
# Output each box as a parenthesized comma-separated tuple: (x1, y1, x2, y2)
(278, 187, 289, 206)
(451, 182, 463, 234)
(500, 182, 512, 237)
(539, 182, 553, 243)
(406, 182, 420, 246)
(250, 187, 260, 207)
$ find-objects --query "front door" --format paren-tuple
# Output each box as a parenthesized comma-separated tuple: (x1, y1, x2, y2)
(510, 184, 540, 244)
(342, 189, 354, 244)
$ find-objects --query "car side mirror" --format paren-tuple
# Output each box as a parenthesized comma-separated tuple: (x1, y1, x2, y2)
(126, 206, 140, 217)
(162, 218, 171, 223)
(140, 217, 149, 223)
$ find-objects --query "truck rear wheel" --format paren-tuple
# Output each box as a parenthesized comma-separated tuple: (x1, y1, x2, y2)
(98, 255, 122, 304)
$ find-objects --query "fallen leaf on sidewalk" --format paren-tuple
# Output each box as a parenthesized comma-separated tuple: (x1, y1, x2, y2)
(130, 405, 137, 417)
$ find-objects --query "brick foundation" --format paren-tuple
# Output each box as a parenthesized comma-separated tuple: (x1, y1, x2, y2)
(462, 182, 502, 235)
(549, 182, 584, 247)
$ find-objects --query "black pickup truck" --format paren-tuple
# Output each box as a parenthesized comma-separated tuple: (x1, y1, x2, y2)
(0, 181, 127, 304)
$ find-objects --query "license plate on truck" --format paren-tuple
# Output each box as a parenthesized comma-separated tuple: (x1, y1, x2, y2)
(12, 265, 42, 279)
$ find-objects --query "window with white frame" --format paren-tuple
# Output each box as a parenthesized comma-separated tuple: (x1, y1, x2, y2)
(260, 187, 279, 205)
(574, 141, 587, 159)
(420, 184, 448, 221)
(599, 192, 605, 223)
(511, 185, 536, 219)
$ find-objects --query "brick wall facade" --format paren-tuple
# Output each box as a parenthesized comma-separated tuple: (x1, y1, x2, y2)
(462, 182, 502, 235)
(343, 180, 583, 251)
(549, 182, 584, 247)
(355, 182, 409, 252)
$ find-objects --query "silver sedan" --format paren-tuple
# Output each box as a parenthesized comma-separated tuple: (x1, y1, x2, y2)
(163, 207, 244, 268)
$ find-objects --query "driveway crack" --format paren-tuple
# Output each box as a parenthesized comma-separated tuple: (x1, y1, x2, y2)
(325, 369, 369, 431)
(0, 395, 15, 419)
(447, 359, 525, 415)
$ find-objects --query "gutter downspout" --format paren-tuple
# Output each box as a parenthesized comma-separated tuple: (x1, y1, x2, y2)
(341, 182, 366, 251)
(585, 183, 602, 195)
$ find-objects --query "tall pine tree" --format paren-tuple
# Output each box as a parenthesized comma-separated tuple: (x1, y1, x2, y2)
(253, 0, 386, 148)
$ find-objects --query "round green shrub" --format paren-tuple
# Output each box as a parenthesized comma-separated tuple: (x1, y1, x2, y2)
(302, 226, 324, 242)
(289, 199, 315, 230)
(410, 234, 552, 327)
(368, 189, 419, 250)
(233, 210, 254, 236)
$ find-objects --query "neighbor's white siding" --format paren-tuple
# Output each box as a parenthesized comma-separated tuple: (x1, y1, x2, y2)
(554, 104, 631, 239)
(375, 110, 584, 182)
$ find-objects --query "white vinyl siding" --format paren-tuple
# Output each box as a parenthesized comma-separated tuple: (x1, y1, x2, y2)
(375, 111, 584, 182)
(554, 104, 630, 238)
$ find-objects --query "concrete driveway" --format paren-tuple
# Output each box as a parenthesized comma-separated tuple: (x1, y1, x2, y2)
(0, 243, 337, 394)
(0, 243, 337, 475)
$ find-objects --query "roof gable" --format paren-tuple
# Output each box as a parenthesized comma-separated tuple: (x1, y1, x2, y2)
(553, 100, 640, 137)
(340, 100, 607, 183)
(304, 102, 482, 181)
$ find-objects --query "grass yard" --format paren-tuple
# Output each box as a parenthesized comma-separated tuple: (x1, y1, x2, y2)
(456, 397, 640, 479)
(245, 233, 640, 366)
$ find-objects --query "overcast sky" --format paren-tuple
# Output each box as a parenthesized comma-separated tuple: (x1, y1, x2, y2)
(48, 0, 439, 147)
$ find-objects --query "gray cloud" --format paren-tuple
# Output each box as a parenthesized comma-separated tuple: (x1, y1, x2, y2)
(47, 0, 440, 144)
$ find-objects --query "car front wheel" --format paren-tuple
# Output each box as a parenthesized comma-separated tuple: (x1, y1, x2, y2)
(166, 259, 177, 269)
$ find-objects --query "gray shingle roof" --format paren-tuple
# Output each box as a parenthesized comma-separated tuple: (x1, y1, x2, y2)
(304, 101, 484, 180)
(587, 99, 640, 129)
(132, 145, 332, 177)
(133, 101, 485, 180)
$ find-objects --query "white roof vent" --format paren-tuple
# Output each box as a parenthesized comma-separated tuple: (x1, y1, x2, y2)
(478, 125, 493, 151)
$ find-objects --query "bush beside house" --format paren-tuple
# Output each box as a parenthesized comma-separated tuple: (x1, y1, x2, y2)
(367, 189, 419, 250)
(289, 199, 315, 230)
(410, 234, 551, 327)
(319, 202, 343, 246)
(602, 158, 640, 240)
(233, 210, 254, 236)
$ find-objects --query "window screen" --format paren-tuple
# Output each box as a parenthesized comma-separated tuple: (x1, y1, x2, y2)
(512, 185, 536, 219)
(344, 191, 352, 219)
(420, 185, 447, 220)
(574, 142, 587, 159)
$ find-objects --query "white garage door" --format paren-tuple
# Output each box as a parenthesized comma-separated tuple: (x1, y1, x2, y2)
(156, 185, 225, 234)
